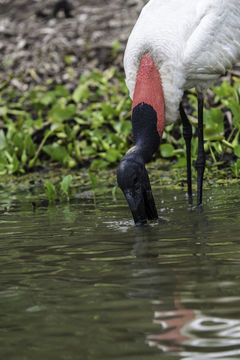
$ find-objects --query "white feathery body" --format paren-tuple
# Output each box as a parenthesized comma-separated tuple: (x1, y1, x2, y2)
(124, 0, 240, 125)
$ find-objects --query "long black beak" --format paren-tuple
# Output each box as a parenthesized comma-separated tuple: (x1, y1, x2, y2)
(123, 182, 158, 226)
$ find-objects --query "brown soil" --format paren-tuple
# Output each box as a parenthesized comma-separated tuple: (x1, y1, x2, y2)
(0, 0, 147, 90)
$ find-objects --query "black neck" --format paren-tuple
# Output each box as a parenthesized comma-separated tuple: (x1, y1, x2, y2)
(131, 103, 160, 163)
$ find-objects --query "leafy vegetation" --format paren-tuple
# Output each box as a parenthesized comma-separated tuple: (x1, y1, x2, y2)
(44, 174, 73, 203)
(160, 76, 240, 176)
(0, 69, 240, 180)
(0, 69, 131, 175)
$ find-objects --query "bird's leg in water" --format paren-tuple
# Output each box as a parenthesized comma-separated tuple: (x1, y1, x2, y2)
(180, 103, 192, 202)
(195, 93, 205, 206)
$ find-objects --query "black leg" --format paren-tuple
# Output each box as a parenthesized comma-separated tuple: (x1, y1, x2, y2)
(195, 93, 205, 206)
(180, 103, 192, 201)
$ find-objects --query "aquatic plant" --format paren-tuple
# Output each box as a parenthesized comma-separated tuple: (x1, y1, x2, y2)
(160, 77, 240, 176)
(0, 71, 240, 177)
(44, 174, 73, 203)
(0, 69, 131, 174)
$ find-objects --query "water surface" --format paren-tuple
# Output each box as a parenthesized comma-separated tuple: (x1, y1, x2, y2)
(1, 184, 240, 359)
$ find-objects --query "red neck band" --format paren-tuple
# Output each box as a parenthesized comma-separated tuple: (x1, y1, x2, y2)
(132, 54, 165, 137)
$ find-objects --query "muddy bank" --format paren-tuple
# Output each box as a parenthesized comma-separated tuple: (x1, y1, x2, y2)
(0, 0, 147, 89)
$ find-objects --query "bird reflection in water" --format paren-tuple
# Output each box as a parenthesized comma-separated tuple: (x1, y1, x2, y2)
(146, 297, 240, 358)
(147, 297, 195, 353)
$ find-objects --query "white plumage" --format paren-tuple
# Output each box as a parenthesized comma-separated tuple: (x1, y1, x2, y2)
(124, 0, 240, 125)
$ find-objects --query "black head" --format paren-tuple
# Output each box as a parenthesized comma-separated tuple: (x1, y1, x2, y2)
(117, 151, 158, 226)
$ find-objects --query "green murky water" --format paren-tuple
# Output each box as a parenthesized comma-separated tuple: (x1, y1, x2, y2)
(1, 184, 240, 359)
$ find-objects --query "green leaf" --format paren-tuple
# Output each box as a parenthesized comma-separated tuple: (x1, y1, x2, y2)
(234, 145, 240, 158)
(172, 156, 186, 168)
(8, 109, 27, 116)
(203, 108, 224, 140)
(60, 175, 73, 198)
(90, 159, 108, 170)
(204, 108, 224, 131)
(21, 149, 27, 165)
(89, 71, 104, 83)
(233, 158, 240, 177)
(103, 148, 120, 163)
(227, 99, 240, 127)
(54, 85, 70, 97)
(72, 84, 90, 103)
(0, 106, 8, 116)
(0, 152, 7, 167)
(48, 104, 76, 122)
(212, 141, 223, 154)
(8, 154, 20, 174)
(88, 171, 97, 189)
(44, 181, 57, 202)
(13, 133, 24, 154)
(160, 143, 175, 158)
(24, 135, 36, 157)
(204, 128, 224, 141)
(0, 130, 6, 150)
(101, 103, 117, 118)
(43, 144, 69, 164)
(81, 146, 96, 156)
(40, 92, 56, 106)
(165, 124, 174, 133)
(212, 81, 235, 100)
